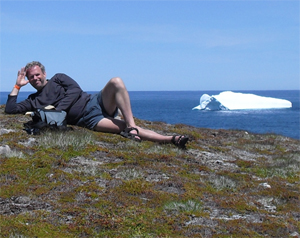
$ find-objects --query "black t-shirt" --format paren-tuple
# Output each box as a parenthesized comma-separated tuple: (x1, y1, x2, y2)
(5, 73, 91, 125)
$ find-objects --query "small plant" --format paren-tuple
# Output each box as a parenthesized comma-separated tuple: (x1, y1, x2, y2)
(118, 179, 152, 195)
(164, 200, 202, 213)
(115, 168, 144, 180)
(208, 174, 237, 191)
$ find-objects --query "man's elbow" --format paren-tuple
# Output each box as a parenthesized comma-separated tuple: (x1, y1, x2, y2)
(5, 106, 17, 114)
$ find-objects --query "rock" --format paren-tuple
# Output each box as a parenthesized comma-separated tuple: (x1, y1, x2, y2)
(18, 137, 36, 146)
(0, 145, 11, 155)
(259, 182, 271, 188)
(0, 128, 14, 135)
(290, 232, 300, 238)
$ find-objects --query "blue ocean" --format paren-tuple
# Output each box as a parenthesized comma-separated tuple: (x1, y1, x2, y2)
(1, 90, 299, 140)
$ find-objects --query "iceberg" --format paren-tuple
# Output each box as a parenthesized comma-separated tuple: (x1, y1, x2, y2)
(192, 91, 292, 110)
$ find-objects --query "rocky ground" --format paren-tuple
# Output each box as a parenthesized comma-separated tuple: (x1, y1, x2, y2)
(0, 105, 299, 237)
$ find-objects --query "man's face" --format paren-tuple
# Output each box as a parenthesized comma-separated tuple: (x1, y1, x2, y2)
(26, 66, 47, 90)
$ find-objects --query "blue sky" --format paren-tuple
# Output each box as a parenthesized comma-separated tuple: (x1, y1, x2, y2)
(0, 0, 299, 92)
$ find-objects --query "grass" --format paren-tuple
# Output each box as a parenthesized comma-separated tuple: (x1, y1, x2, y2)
(208, 174, 238, 192)
(0, 105, 299, 237)
(164, 199, 202, 214)
(36, 130, 95, 150)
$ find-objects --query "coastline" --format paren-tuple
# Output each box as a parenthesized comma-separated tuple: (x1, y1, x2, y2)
(1, 90, 299, 140)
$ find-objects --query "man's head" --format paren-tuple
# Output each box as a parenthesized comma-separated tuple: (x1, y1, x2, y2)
(25, 61, 47, 91)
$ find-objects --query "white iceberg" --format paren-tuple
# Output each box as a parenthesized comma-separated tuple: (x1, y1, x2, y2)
(193, 91, 292, 110)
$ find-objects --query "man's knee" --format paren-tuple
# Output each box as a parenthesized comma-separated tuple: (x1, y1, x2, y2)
(110, 77, 123, 84)
(109, 77, 125, 89)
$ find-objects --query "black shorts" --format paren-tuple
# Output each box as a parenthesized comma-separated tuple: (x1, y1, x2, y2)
(76, 91, 118, 130)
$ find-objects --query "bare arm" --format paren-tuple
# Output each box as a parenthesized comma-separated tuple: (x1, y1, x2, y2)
(10, 67, 29, 96)
(5, 67, 32, 114)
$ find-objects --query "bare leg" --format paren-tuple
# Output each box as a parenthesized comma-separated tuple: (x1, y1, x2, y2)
(100, 77, 136, 128)
(94, 117, 174, 143)
(93, 77, 188, 146)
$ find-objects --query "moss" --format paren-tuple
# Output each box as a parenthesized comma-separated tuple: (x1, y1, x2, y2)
(117, 179, 153, 196)
(216, 194, 258, 213)
(235, 159, 254, 168)
(0, 106, 299, 237)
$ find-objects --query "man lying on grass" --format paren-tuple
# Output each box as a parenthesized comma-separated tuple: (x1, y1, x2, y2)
(5, 61, 188, 149)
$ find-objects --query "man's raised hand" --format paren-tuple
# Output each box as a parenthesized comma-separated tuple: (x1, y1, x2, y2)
(16, 67, 29, 87)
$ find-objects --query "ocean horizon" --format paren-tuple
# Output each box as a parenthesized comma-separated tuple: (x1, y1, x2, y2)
(1, 90, 299, 140)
